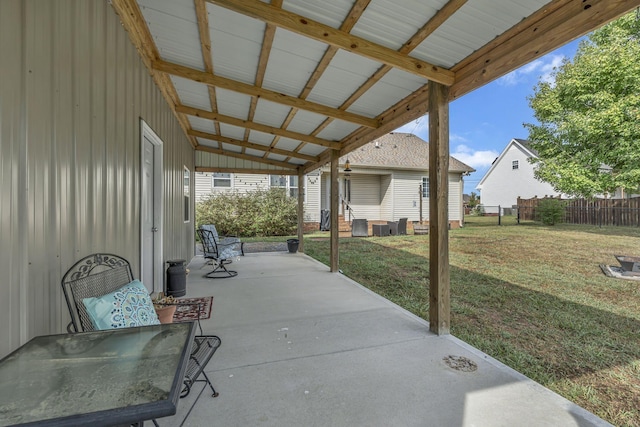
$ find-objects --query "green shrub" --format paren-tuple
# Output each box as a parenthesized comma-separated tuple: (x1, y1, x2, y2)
(535, 198, 567, 225)
(196, 188, 298, 237)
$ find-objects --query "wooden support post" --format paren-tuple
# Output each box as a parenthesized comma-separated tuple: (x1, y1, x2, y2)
(428, 80, 450, 335)
(330, 150, 340, 272)
(297, 169, 305, 253)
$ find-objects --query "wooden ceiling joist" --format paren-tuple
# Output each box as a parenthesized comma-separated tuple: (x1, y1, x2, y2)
(153, 60, 378, 128)
(111, 0, 198, 148)
(196, 145, 299, 169)
(451, 0, 640, 99)
(197, 167, 300, 175)
(176, 104, 341, 150)
(188, 129, 319, 162)
(207, 0, 455, 85)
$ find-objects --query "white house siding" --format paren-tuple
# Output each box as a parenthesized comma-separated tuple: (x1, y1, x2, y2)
(479, 142, 560, 209)
(393, 171, 425, 221)
(380, 175, 393, 220)
(0, 1, 194, 358)
(349, 174, 382, 220)
(305, 173, 321, 222)
(195, 172, 320, 222)
(448, 174, 462, 222)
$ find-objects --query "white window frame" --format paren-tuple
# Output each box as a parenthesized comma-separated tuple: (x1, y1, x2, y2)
(270, 174, 306, 202)
(422, 176, 429, 198)
(212, 172, 232, 189)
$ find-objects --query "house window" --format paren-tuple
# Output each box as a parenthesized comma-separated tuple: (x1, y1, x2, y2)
(512, 160, 519, 170)
(422, 177, 429, 198)
(212, 172, 231, 188)
(183, 167, 190, 223)
(270, 175, 301, 198)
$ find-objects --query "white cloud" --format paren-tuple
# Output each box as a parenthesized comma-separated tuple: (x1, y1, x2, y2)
(497, 54, 565, 86)
(451, 144, 499, 169)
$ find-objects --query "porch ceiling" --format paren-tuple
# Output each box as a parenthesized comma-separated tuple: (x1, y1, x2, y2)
(111, 0, 638, 175)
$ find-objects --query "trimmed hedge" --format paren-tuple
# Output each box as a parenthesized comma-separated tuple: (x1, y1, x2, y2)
(196, 188, 297, 237)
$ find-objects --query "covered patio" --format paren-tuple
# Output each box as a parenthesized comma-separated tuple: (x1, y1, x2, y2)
(164, 251, 609, 426)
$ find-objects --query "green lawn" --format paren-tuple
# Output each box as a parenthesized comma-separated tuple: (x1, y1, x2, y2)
(302, 222, 640, 426)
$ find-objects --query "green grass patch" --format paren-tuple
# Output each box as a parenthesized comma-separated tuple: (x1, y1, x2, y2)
(303, 224, 640, 426)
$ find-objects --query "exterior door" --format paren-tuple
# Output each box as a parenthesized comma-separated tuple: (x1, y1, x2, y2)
(141, 121, 163, 293)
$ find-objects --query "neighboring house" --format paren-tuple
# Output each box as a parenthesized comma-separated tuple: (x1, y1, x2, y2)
(476, 138, 563, 212)
(196, 133, 475, 228)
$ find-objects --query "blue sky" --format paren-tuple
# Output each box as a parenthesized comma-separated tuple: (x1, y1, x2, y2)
(395, 38, 583, 194)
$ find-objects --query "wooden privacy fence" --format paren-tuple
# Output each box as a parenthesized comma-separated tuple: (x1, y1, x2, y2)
(517, 196, 640, 227)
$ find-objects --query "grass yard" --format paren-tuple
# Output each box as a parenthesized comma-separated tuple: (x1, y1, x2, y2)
(302, 221, 640, 426)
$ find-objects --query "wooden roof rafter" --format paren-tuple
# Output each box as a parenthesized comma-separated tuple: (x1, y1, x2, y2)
(151, 60, 379, 128)
(194, 0, 221, 140)
(291, 0, 466, 165)
(197, 145, 299, 170)
(111, 0, 198, 149)
(176, 104, 341, 150)
(274, 0, 372, 163)
(189, 129, 319, 162)
(207, 0, 455, 85)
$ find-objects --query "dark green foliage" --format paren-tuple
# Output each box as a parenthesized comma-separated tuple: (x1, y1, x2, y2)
(535, 198, 567, 225)
(196, 188, 297, 237)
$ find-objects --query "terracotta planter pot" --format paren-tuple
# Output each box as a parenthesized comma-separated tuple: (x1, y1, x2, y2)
(154, 304, 177, 324)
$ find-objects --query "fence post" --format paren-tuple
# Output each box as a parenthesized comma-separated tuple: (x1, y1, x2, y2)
(498, 205, 501, 226)
(517, 206, 520, 224)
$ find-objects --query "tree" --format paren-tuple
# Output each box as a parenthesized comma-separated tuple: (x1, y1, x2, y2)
(525, 12, 640, 198)
(467, 192, 480, 209)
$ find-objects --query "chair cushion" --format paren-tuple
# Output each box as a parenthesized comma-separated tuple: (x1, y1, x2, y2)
(82, 280, 160, 330)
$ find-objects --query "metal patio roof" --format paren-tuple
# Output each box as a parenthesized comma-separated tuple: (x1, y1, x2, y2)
(111, 0, 638, 175)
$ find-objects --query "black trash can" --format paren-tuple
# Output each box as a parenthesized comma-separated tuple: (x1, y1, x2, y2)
(166, 259, 187, 297)
(286, 238, 299, 253)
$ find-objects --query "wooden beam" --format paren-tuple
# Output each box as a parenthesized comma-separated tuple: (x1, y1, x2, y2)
(428, 80, 450, 335)
(451, 0, 640, 99)
(207, 0, 455, 85)
(297, 169, 305, 253)
(195, 0, 222, 137)
(196, 145, 299, 169)
(188, 129, 319, 162)
(306, 85, 430, 172)
(301, 0, 465, 171)
(176, 104, 341, 149)
(197, 166, 298, 175)
(330, 150, 340, 272)
(153, 60, 378, 128)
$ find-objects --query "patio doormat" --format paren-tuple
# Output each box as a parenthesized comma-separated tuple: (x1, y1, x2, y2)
(172, 296, 214, 322)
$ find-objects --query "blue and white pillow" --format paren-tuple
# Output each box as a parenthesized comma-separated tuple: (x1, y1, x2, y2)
(82, 280, 160, 330)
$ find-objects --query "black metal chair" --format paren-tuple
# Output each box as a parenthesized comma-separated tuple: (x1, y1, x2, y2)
(197, 228, 242, 278)
(61, 253, 221, 399)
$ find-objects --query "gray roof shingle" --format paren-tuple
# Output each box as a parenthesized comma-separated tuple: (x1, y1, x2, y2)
(341, 133, 475, 173)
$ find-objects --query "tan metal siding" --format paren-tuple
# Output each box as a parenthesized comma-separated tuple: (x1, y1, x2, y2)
(0, 0, 193, 358)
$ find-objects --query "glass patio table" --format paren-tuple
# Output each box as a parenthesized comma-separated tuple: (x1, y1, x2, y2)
(0, 322, 195, 426)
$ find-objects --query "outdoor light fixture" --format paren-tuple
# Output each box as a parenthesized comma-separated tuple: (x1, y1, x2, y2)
(344, 159, 352, 173)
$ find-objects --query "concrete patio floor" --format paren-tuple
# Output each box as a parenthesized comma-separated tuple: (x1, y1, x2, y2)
(162, 251, 611, 427)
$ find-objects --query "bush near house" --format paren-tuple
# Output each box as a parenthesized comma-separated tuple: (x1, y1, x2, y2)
(196, 188, 297, 237)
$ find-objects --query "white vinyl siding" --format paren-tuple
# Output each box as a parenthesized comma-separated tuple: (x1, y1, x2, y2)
(393, 172, 424, 221)
(479, 141, 561, 208)
(380, 175, 393, 220)
(349, 174, 381, 220)
(305, 173, 321, 222)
